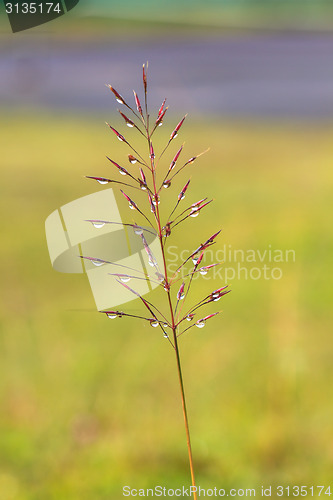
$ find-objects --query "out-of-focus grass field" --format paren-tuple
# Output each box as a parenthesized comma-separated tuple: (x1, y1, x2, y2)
(1, 113, 333, 499)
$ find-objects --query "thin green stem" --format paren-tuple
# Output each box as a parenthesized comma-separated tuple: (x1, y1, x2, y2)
(144, 124, 197, 499)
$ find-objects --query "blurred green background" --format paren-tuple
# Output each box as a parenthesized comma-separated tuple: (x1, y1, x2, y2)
(1, 1, 333, 499)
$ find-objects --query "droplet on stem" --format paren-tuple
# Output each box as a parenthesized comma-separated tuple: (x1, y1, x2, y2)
(192, 255, 199, 265)
(128, 155, 137, 164)
(148, 257, 156, 267)
(97, 179, 108, 185)
(134, 226, 144, 235)
(211, 292, 221, 301)
(163, 180, 171, 189)
(199, 268, 208, 275)
(107, 313, 117, 319)
(92, 260, 104, 267)
(186, 314, 195, 321)
(195, 320, 206, 328)
(91, 221, 105, 229)
(119, 275, 131, 283)
(152, 195, 160, 206)
(150, 319, 159, 328)
(190, 208, 199, 217)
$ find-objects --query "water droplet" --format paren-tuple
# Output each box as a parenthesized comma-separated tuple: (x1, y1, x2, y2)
(163, 323, 169, 328)
(163, 332, 169, 338)
(173, 132, 178, 139)
(211, 292, 221, 302)
(116, 98, 123, 104)
(107, 313, 117, 319)
(186, 314, 194, 321)
(180, 194, 185, 200)
(119, 275, 131, 283)
(129, 158, 137, 164)
(117, 136, 124, 142)
(190, 209, 199, 217)
(126, 123, 134, 128)
(192, 256, 199, 265)
(134, 226, 143, 235)
(163, 283, 170, 292)
(148, 257, 156, 267)
(179, 293, 185, 300)
(196, 320, 206, 328)
(199, 268, 208, 276)
(150, 320, 159, 328)
(159, 123, 163, 127)
(92, 260, 104, 266)
(152, 196, 160, 206)
(97, 179, 108, 185)
(129, 203, 135, 210)
(119, 170, 127, 176)
(92, 222, 105, 229)
(140, 183, 147, 190)
(163, 180, 171, 189)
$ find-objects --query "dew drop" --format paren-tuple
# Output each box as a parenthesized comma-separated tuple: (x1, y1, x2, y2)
(213, 296, 221, 302)
(129, 158, 137, 164)
(150, 320, 159, 328)
(148, 257, 156, 267)
(192, 256, 199, 265)
(158, 123, 163, 127)
(126, 123, 134, 128)
(180, 194, 185, 200)
(92, 260, 104, 266)
(140, 183, 147, 191)
(173, 132, 178, 139)
(120, 275, 131, 283)
(199, 268, 208, 276)
(92, 222, 105, 229)
(116, 98, 123, 104)
(119, 170, 127, 176)
(190, 209, 199, 217)
(163, 180, 171, 189)
(196, 320, 206, 329)
(163, 323, 169, 328)
(117, 136, 124, 142)
(97, 179, 108, 185)
(163, 332, 169, 338)
(186, 314, 194, 321)
(134, 226, 143, 235)
(107, 313, 117, 319)
(152, 196, 160, 206)
(129, 203, 135, 210)
(179, 293, 185, 300)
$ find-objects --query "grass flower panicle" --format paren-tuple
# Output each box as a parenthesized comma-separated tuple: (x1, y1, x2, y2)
(82, 64, 230, 499)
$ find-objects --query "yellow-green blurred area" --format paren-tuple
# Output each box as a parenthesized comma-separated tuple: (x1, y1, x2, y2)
(1, 112, 333, 499)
